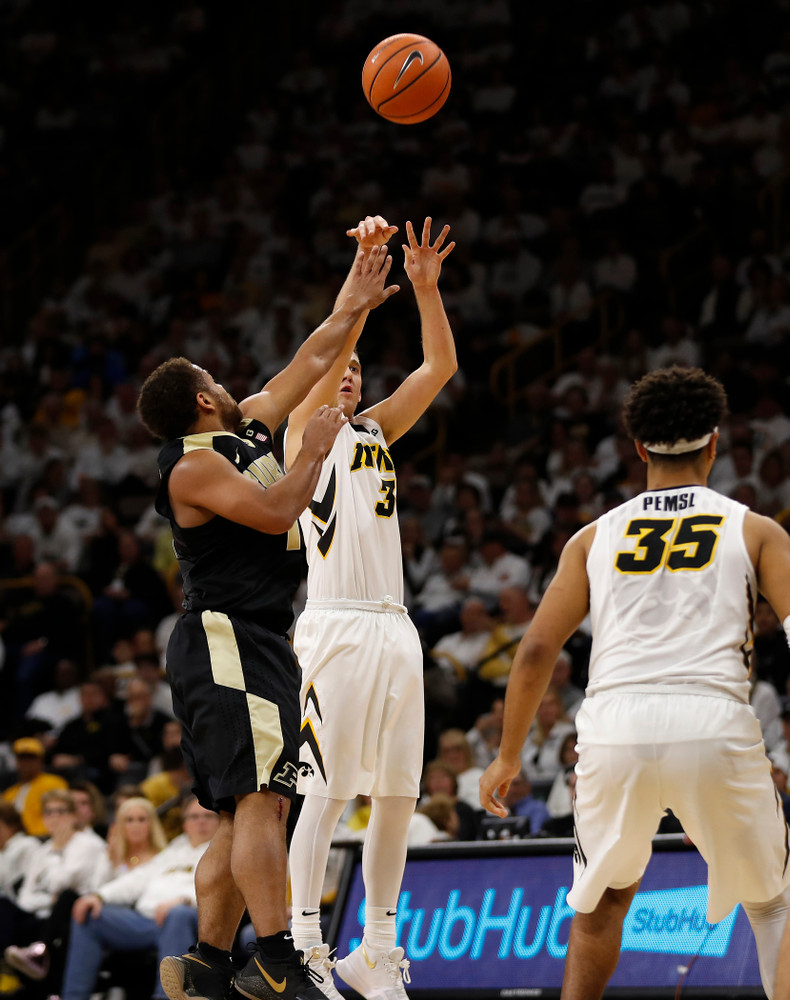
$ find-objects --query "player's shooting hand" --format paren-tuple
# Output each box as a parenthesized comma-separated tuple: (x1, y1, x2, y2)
(345, 244, 400, 312)
(301, 405, 347, 459)
(479, 754, 520, 817)
(347, 215, 399, 248)
(403, 217, 455, 289)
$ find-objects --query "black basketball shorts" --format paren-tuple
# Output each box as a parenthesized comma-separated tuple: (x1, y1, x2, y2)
(166, 609, 301, 813)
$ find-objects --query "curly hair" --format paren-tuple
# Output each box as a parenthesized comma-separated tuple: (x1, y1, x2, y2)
(622, 367, 728, 463)
(137, 357, 208, 440)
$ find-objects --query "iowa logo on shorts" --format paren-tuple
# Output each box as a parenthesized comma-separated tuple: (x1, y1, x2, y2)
(299, 683, 327, 781)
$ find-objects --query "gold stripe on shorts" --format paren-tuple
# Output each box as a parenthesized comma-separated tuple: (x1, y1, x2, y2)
(201, 610, 284, 788)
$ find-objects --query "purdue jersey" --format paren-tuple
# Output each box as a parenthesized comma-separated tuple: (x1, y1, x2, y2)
(586, 486, 755, 701)
(156, 418, 303, 632)
(296, 417, 404, 602)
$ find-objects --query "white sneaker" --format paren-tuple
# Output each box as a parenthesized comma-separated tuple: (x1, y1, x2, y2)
(303, 943, 343, 1000)
(335, 940, 411, 1000)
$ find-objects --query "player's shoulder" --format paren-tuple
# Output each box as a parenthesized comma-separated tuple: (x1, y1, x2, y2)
(350, 414, 386, 442)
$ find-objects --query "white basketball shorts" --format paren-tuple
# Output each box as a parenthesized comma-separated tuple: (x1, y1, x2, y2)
(293, 599, 425, 800)
(569, 689, 790, 923)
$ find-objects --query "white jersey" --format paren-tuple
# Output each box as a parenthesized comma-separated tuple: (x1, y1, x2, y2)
(296, 417, 404, 603)
(586, 485, 755, 702)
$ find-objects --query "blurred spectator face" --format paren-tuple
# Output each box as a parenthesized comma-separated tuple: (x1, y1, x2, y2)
(497, 587, 531, 623)
(537, 690, 563, 730)
(32, 561, 59, 595)
(551, 653, 573, 690)
(181, 800, 220, 846)
(424, 764, 458, 797)
(438, 732, 472, 774)
(80, 681, 108, 717)
(460, 599, 490, 634)
(14, 751, 44, 782)
(71, 789, 97, 829)
(42, 795, 77, 837)
(440, 541, 467, 574)
(125, 679, 153, 723)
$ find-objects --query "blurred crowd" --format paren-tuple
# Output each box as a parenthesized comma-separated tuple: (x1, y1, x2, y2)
(2, 0, 790, 990)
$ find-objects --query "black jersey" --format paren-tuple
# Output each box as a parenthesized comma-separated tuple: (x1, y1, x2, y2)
(155, 418, 303, 633)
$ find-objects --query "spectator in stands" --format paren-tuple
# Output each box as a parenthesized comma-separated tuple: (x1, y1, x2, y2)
(437, 729, 485, 810)
(502, 771, 551, 834)
(141, 743, 192, 841)
(545, 731, 580, 820)
(2, 738, 67, 837)
(105, 796, 167, 875)
(468, 530, 531, 603)
(68, 780, 108, 842)
(475, 586, 535, 693)
(112, 676, 169, 784)
(412, 536, 473, 643)
(1, 560, 84, 718)
(520, 686, 576, 783)
(410, 794, 460, 844)
(90, 529, 171, 663)
(0, 803, 39, 903)
(51, 678, 134, 794)
(0, 789, 110, 954)
(58, 797, 218, 1000)
(25, 658, 82, 741)
(550, 649, 585, 717)
(418, 760, 481, 841)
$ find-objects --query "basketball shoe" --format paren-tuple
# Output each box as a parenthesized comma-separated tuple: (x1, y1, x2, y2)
(301, 944, 343, 1000)
(234, 946, 326, 1000)
(160, 948, 235, 1000)
(335, 940, 411, 1000)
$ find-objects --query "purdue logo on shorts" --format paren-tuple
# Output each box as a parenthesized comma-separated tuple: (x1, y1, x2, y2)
(272, 761, 300, 789)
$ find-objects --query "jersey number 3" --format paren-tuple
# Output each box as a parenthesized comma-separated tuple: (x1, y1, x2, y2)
(375, 478, 396, 518)
(615, 515, 724, 574)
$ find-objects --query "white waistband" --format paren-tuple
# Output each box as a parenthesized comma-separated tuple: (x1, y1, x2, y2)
(304, 597, 407, 614)
(586, 682, 748, 704)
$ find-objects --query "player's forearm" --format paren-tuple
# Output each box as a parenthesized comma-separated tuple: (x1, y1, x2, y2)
(498, 640, 556, 765)
(413, 285, 457, 379)
(294, 299, 366, 374)
(257, 447, 326, 531)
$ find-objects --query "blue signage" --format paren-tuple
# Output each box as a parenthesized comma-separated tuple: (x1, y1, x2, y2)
(333, 846, 761, 993)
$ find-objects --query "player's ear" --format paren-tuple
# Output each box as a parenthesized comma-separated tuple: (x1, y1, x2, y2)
(634, 441, 649, 464)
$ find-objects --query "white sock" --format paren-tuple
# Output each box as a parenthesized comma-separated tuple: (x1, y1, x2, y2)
(364, 907, 397, 954)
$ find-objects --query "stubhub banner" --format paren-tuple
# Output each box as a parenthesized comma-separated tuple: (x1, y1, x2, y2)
(333, 846, 761, 993)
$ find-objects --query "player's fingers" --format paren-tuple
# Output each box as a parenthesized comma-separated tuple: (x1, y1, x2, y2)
(421, 216, 432, 246)
(404, 219, 417, 248)
(381, 283, 400, 300)
(432, 224, 451, 251)
(438, 240, 456, 260)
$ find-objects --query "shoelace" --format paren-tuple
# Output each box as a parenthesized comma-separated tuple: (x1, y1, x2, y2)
(307, 946, 338, 973)
(383, 954, 411, 986)
(297, 954, 323, 988)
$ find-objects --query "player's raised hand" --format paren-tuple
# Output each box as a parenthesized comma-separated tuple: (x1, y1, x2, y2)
(300, 404, 347, 459)
(347, 214, 399, 248)
(343, 243, 400, 312)
(402, 217, 455, 289)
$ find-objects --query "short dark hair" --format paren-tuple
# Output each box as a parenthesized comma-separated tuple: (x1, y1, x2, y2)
(0, 802, 23, 832)
(622, 367, 727, 464)
(137, 357, 208, 440)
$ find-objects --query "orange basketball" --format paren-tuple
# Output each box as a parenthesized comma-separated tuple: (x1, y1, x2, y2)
(362, 33, 451, 125)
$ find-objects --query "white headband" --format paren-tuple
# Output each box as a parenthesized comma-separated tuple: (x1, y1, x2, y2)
(643, 427, 717, 455)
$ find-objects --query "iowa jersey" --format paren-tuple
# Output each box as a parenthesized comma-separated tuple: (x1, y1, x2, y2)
(156, 418, 303, 632)
(586, 485, 755, 701)
(296, 417, 404, 602)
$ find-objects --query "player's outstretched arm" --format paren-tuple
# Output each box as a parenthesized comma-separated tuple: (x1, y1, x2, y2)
(362, 217, 457, 445)
(169, 406, 347, 534)
(240, 243, 398, 435)
(284, 216, 398, 470)
(479, 525, 593, 817)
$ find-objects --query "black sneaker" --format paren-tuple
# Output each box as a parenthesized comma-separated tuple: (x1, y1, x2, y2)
(160, 949, 235, 1000)
(234, 948, 325, 1000)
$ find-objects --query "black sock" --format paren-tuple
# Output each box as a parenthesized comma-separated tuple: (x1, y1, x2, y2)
(257, 931, 295, 962)
(198, 942, 233, 967)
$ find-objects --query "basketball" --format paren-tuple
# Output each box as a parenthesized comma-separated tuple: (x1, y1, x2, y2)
(362, 33, 451, 125)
